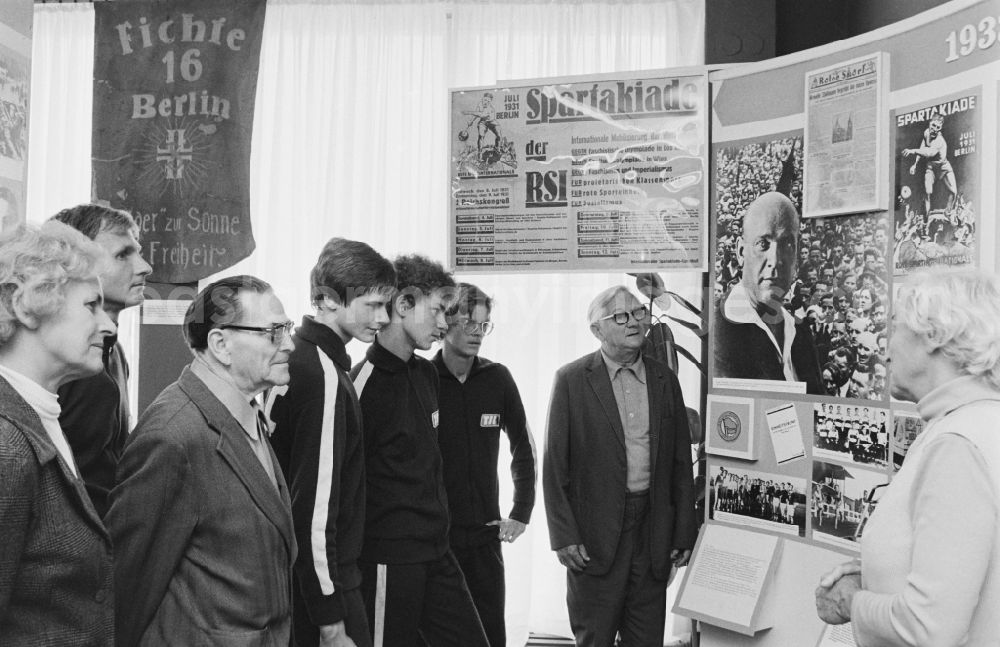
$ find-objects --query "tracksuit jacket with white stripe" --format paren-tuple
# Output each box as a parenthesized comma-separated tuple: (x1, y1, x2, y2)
(267, 316, 365, 627)
(350, 340, 451, 564)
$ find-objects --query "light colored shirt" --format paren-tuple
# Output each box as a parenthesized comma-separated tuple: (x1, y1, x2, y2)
(0, 363, 78, 477)
(853, 375, 1000, 646)
(601, 350, 650, 493)
(724, 283, 799, 382)
(190, 357, 278, 489)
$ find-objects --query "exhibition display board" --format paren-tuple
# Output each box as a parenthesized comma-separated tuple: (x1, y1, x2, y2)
(682, 0, 1000, 644)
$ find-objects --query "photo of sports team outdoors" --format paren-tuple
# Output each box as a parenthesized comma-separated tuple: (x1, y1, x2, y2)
(714, 133, 890, 400)
(812, 460, 889, 549)
(709, 464, 807, 537)
(813, 402, 890, 468)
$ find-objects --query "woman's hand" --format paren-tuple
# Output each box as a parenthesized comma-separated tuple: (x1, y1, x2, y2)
(815, 560, 862, 625)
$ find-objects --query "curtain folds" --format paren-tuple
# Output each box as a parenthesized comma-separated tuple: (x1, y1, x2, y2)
(28, 1, 705, 641)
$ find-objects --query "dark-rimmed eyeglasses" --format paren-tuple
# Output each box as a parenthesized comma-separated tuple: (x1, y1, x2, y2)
(454, 319, 494, 335)
(219, 321, 294, 345)
(599, 305, 649, 325)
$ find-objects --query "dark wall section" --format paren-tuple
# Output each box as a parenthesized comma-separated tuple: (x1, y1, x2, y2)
(706, 0, 951, 64)
(847, 0, 952, 35)
(705, 0, 776, 65)
(775, 0, 850, 57)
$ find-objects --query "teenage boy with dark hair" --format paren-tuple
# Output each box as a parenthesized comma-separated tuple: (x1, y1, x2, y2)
(433, 283, 536, 647)
(350, 255, 489, 647)
(267, 238, 396, 647)
(51, 203, 152, 517)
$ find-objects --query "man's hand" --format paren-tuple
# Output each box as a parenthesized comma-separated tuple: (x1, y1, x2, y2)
(319, 621, 356, 647)
(815, 560, 862, 625)
(555, 544, 590, 571)
(670, 548, 692, 567)
(488, 518, 526, 543)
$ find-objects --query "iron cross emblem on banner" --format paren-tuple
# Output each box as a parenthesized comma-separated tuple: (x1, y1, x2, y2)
(156, 128, 194, 180)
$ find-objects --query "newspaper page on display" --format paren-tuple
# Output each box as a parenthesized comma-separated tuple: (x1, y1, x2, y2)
(804, 53, 888, 217)
(449, 71, 708, 273)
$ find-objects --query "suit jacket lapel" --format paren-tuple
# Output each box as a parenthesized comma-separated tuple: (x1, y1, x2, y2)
(585, 351, 626, 450)
(178, 370, 295, 554)
(0, 376, 110, 542)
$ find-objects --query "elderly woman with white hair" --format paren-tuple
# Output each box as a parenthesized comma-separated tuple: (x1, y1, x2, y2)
(0, 221, 117, 645)
(815, 269, 1000, 646)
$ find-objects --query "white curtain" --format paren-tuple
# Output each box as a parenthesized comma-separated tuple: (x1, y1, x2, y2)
(28, 1, 705, 642)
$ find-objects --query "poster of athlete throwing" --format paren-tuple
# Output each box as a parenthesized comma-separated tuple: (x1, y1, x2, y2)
(892, 90, 980, 276)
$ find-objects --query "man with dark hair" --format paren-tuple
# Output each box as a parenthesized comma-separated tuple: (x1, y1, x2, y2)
(51, 203, 152, 517)
(713, 192, 823, 393)
(350, 255, 489, 646)
(434, 283, 536, 647)
(107, 276, 297, 646)
(267, 238, 396, 647)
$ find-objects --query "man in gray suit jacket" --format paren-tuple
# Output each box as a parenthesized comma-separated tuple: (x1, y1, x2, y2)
(108, 275, 297, 647)
(543, 285, 696, 647)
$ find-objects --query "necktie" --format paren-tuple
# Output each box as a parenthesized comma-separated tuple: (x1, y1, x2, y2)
(250, 402, 278, 489)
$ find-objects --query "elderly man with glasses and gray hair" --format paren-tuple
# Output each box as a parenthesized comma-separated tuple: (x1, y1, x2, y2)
(107, 275, 297, 647)
(544, 284, 696, 647)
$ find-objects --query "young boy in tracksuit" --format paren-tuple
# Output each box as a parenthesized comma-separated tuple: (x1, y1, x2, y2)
(350, 255, 489, 647)
(433, 283, 536, 647)
(267, 238, 396, 647)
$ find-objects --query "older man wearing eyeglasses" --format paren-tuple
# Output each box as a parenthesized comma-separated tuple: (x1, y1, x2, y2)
(543, 285, 696, 647)
(107, 275, 297, 647)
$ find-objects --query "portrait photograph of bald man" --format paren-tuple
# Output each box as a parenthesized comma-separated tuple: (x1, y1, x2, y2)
(713, 136, 891, 399)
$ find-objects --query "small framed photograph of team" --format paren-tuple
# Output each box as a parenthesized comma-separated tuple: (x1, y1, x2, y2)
(891, 411, 925, 471)
(706, 395, 756, 460)
(812, 402, 889, 468)
(811, 461, 889, 550)
(709, 464, 807, 537)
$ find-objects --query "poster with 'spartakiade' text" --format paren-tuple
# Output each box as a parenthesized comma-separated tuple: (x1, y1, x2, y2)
(449, 71, 708, 273)
(892, 90, 980, 276)
(93, 0, 265, 283)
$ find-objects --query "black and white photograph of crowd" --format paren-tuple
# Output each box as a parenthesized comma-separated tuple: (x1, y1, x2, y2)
(715, 134, 890, 400)
(709, 465, 807, 537)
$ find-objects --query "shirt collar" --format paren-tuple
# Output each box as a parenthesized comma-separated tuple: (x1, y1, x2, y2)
(0, 363, 61, 419)
(917, 374, 1000, 423)
(366, 338, 414, 373)
(722, 283, 799, 381)
(190, 356, 260, 440)
(600, 349, 646, 384)
(297, 315, 351, 371)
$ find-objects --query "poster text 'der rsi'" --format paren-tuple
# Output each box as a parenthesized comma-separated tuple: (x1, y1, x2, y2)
(449, 72, 708, 273)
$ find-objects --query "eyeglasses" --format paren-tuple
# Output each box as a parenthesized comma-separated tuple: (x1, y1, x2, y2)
(454, 319, 494, 335)
(599, 305, 649, 325)
(219, 321, 294, 345)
